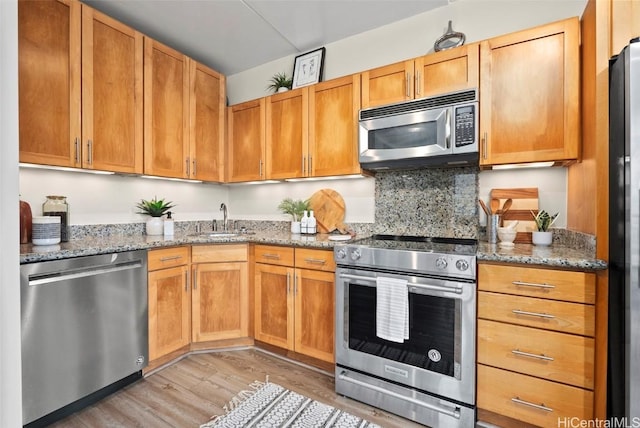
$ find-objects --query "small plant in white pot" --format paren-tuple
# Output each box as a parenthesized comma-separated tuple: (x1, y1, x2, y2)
(136, 196, 175, 236)
(267, 72, 293, 93)
(278, 198, 310, 234)
(531, 210, 559, 246)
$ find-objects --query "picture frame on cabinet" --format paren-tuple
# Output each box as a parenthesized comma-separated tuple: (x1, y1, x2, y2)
(292, 47, 325, 89)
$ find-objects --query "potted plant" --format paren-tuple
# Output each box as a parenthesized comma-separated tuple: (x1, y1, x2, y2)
(278, 198, 310, 234)
(531, 209, 558, 246)
(136, 196, 175, 235)
(267, 72, 293, 93)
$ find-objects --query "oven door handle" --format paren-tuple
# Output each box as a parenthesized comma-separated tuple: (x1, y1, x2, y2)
(339, 273, 464, 295)
(338, 371, 461, 419)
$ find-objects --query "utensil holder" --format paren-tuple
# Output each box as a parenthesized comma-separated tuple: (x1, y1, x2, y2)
(487, 214, 501, 244)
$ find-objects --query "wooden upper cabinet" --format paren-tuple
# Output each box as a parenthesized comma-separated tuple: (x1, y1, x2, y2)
(480, 17, 580, 166)
(18, 0, 81, 167)
(309, 75, 361, 177)
(190, 61, 226, 182)
(361, 44, 479, 109)
(266, 87, 309, 179)
(227, 99, 266, 182)
(144, 37, 190, 178)
(82, 6, 143, 173)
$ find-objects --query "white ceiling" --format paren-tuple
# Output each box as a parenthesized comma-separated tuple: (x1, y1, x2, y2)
(84, 0, 449, 76)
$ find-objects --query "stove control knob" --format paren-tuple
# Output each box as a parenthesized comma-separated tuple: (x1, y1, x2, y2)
(336, 248, 347, 260)
(350, 249, 361, 261)
(456, 259, 469, 271)
(435, 257, 448, 270)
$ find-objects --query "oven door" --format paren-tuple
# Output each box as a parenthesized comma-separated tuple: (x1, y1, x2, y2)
(335, 266, 476, 406)
(358, 106, 452, 166)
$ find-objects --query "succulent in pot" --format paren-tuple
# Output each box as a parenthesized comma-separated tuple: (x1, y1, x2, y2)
(267, 72, 293, 93)
(136, 197, 175, 235)
(278, 198, 310, 233)
(531, 210, 558, 246)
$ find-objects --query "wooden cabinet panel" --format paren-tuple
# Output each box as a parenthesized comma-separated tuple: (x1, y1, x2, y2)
(416, 43, 479, 98)
(266, 88, 309, 179)
(294, 268, 335, 363)
(254, 263, 294, 349)
(295, 248, 336, 272)
(478, 264, 596, 304)
(192, 244, 247, 264)
(478, 319, 594, 389)
(254, 245, 295, 267)
(190, 60, 225, 182)
(143, 38, 189, 178)
(18, 0, 81, 167)
(148, 246, 190, 271)
(361, 60, 413, 108)
(227, 99, 266, 182)
(478, 365, 594, 426)
(478, 291, 595, 336)
(309, 75, 361, 177)
(148, 265, 190, 361)
(480, 17, 580, 165)
(192, 262, 248, 342)
(81, 6, 143, 173)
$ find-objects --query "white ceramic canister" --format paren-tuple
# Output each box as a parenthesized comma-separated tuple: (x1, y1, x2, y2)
(32, 216, 61, 245)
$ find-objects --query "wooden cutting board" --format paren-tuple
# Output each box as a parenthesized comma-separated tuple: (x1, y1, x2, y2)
(308, 189, 347, 233)
(489, 188, 539, 243)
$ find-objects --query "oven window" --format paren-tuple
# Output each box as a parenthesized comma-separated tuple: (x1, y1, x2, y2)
(368, 121, 437, 150)
(347, 283, 459, 377)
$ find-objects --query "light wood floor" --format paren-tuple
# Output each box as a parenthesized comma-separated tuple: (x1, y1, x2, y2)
(50, 348, 425, 427)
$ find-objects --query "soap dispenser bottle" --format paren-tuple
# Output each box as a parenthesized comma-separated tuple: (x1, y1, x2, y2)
(300, 210, 309, 235)
(164, 211, 174, 237)
(308, 210, 317, 235)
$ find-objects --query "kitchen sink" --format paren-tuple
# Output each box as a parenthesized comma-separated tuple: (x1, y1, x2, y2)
(188, 232, 238, 237)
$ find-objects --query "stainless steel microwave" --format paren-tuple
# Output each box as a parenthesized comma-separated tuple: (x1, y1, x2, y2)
(358, 89, 479, 170)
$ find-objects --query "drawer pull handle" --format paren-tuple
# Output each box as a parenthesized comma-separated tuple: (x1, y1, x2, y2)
(511, 397, 553, 412)
(511, 349, 554, 361)
(262, 253, 281, 260)
(512, 309, 556, 319)
(304, 258, 326, 265)
(160, 255, 182, 262)
(512, 280, 555, 289)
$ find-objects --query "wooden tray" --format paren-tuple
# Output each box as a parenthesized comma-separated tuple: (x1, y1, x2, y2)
(489, 188, 539, 243)
(308, 189, 347, 233)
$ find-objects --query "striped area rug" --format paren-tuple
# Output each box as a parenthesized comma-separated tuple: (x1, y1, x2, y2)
(201, 379, 381, 428)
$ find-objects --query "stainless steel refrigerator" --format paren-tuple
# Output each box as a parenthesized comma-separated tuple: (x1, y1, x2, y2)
(609, 39, 640, 421)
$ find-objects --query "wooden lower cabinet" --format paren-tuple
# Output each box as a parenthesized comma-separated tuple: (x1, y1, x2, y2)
(254, 245, 335, 364)
(477, 263, 596, 427)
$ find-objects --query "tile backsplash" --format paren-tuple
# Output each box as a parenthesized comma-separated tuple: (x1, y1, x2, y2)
(373, 167, 479, 238)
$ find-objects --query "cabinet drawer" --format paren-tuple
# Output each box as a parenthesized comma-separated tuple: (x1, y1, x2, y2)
(191, 244, 247, 263)
(478, 264, 596, 304)
(148, 246, 190, 271)
(478, 364, 593, 426)
(478, 319, 594, 389)
(478, 291, 595, 336)
(295, 248, 335, 272)
(254, 245, 294, 267)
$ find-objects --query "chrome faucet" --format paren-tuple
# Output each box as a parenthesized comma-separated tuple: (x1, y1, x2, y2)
(220, 203, 228, 231)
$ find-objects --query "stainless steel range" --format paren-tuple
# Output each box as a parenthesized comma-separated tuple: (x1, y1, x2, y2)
(334, 235, 477, 428)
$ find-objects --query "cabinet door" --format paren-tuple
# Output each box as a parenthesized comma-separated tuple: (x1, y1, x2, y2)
(227, 99, 266, 182)
(254, 263, 294, 349)
(82, 6, 143, 173)
(480, 18, 579, 165)
(416, 43, 479, 98)
(190, 60, 225, 182)
(18, 0, 81, 167)
(309, 75, 361, 177)
(266, 88, 308, 179)
(192, 262, 249, 342)
(148, 265, 190, 361)
(143, 38, 189, 178)
(361, 60, 414, 109)
(294, 268, 335, 363)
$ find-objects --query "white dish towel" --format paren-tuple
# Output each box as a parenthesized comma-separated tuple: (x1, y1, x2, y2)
(376, 276, 409, 343)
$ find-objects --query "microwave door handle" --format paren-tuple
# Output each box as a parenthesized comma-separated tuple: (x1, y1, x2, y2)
(445, 108, 451, 149)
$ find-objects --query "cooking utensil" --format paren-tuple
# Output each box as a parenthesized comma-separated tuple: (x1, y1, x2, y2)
(501, 198, 513, 216)
(434, 20, 466, 52)
(479, 199, 490, 216)
(490, 198, 500, 214)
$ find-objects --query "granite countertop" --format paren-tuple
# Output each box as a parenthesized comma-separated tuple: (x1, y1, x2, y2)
(19, 230, 352, 264)
(477, 241, 607, 271)
(20, 231, 607, 271)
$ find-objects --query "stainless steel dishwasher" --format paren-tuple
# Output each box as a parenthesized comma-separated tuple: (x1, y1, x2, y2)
(21, 250, 148, 426)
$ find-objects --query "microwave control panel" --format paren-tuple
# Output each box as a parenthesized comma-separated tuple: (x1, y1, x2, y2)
(454, 105, 476, 147)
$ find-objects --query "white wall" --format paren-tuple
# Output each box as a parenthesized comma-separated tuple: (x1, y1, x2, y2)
(1, 0, 23, 426)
